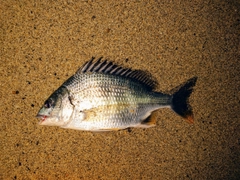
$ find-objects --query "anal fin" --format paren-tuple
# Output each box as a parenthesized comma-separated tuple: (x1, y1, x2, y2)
(137, 110, 158, 128)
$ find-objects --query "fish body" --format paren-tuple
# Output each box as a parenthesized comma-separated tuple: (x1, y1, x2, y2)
(37, 57, 197, 131)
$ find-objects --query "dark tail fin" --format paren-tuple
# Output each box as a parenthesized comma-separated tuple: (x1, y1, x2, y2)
(171, 77, 197, 123)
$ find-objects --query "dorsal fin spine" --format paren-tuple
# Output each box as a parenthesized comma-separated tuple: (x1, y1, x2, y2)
(104, 63, 115, 73)
(92, 58, 104, 71)
(120, 69, 130, 76)
(98, 61, 110, 72)
(81, 57, 95, 73)
(110, 66, 121, 74)
(103, 62, 113, 73)
(116, 68, 126, 75)
(125, 71, 133, 77)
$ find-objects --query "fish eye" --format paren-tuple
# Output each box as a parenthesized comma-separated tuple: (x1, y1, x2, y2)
(44, 99, 52, 108)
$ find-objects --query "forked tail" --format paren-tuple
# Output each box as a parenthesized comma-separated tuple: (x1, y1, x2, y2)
(171, 77, 197, 123)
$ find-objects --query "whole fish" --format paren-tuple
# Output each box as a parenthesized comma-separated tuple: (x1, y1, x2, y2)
(37, 57, 197, 131)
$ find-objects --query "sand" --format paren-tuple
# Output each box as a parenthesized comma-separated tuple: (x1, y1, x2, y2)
(1, 0, 239, 179)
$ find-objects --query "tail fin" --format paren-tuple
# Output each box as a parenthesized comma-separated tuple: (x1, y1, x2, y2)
(171, 77, 197, 123)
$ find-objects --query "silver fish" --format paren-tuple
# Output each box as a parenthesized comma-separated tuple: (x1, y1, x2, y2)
(37, 57, 197, 131)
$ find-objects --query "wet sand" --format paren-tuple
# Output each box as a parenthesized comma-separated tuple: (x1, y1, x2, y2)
(1, 0, 239, 179)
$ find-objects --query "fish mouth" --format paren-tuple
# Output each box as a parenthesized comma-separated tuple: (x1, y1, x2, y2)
(36, 114, 48, 124)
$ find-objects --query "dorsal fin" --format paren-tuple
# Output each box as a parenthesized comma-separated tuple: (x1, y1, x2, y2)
(76, 57, 158, 90)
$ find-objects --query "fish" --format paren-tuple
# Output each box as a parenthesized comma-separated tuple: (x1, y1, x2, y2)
(36, 57, 197, 131)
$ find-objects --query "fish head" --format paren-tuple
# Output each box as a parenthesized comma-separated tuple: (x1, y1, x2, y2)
(37, 86, 74, 126)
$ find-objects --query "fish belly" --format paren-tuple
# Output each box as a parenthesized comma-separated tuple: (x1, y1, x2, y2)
(61, 103, 163, 131)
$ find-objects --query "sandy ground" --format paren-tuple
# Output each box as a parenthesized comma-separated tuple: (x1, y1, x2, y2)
(1, 0, 239, 179)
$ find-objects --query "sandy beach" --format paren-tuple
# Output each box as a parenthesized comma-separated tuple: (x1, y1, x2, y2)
(1, 0, 239, 179)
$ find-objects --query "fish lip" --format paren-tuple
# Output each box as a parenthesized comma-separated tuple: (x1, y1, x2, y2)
(36, 114, 48, 123)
